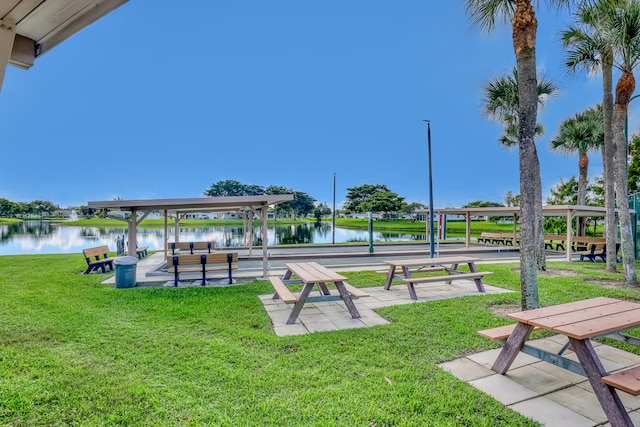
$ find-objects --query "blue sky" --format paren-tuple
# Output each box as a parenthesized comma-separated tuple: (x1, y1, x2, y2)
(0, 1, 627, 209)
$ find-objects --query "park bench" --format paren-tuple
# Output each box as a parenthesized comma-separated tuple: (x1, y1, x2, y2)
(82, 245, 116, 274)
(167, 252, 237, 287)
(576, 242, 606, 262)
(135, 246, 149, 258)
(169, 241, 215, 255)
(543, 234, 565, 250)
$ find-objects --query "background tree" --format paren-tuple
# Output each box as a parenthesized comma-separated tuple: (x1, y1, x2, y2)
(343, 184, 392, 213)
(361, 191, 405, 219)
(546, 177, 579, 205)
(30, 200, 59, 219)
(314, 202, 332, 220)
(482, 67, 556, 148)
(204, 180, 264, 197)
(0, 198, 18, 217)
(561, 0, 617, 272)
(628, 132, 640, 193)
(549, 104, 604, 235)
(607, 0, 640, 284)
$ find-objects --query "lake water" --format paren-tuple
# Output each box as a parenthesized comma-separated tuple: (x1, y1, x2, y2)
(0, 221, 427, 255)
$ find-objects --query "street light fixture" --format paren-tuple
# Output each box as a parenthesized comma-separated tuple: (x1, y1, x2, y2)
(423, 119, 435, 258)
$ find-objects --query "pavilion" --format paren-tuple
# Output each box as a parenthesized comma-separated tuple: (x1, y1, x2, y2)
(417, 205, 627, 261)
(88, 194, 294, 278)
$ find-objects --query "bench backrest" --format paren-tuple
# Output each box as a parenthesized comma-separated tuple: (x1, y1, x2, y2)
(169, 241, 215, 254)
(169, 252, 238, 266)
(83, 245, 110, 260)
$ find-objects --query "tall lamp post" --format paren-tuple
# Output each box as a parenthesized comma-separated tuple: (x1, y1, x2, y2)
(423, 119, 435, 258)
(332, 172, 336, 245)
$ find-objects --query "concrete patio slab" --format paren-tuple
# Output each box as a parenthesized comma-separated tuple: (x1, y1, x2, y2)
(441, 337, 640, 427)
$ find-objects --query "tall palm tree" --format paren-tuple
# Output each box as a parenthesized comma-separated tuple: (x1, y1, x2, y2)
(549, 105, 604, 235)
(607, 0, 640, 284)
(482, 68, 556, 148)
(561, 0, 619, 273)
(466, 0, 572, 309)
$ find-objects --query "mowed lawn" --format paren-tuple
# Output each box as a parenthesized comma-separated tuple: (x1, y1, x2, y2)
(2, 254, 640, 426)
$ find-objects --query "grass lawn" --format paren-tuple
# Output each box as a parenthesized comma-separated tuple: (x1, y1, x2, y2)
(2, 255, 640, 426)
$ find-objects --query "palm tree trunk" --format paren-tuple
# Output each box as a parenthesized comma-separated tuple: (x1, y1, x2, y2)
(513, 0, 541, 309)
(603, 58, 617, 272)
(613, 70, 638, 284)
(578, 151, 589, 236)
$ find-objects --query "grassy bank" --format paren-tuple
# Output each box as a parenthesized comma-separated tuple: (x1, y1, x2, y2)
(1, 254, 640, 425)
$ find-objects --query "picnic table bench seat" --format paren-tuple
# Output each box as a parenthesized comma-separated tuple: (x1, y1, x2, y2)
(269, 276, 369, 303)
(401, 271, 492, 285)
(601, 365, 640, 395)
(478, 324, 542, 341)
(83, 245, 116, 274)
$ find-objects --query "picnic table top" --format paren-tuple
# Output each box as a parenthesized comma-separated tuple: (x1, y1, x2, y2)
(506, 297, 640, 340)
(285, 262, 347, 283)
(383, 255, 480, 267)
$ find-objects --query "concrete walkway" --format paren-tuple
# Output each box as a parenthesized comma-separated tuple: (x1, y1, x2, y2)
(259, 279, 511, 336)
(441, 336, 640, 426)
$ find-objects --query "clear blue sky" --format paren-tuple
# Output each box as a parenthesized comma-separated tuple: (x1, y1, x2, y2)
(0, 1, 628, 209)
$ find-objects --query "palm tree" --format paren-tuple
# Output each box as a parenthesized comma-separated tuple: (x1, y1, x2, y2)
(607, 0, 640, 284)
(549, 105, 604, 235)
(482, 68, 556, 148)
(466, 0, 572, 309)
(561, 0, 619, 273)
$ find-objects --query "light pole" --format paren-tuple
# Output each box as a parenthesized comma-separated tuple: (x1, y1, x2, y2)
(423, 119, 435, 258)
(332, 172, 336, 245)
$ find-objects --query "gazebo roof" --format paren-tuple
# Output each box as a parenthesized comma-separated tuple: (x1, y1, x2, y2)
(88, 194, 294, 213)
(416, 205, 616, 218)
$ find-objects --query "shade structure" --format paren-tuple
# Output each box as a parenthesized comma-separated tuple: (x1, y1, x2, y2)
(416, 205, 627, 261)
(88, 195, 294, 278)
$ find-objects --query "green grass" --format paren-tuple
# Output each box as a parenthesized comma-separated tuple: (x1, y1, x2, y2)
(2, 255, 640, 425)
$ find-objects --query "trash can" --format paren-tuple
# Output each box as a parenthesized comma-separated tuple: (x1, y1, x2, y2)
(114, 256, 138, 288)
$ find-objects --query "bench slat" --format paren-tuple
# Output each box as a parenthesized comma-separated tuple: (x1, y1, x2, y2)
(402, 271, 492, 284)
(602, 365, 640, 395)
(478, 324, 541, 341)
(341, 282, 369, 298)
(269, 277, 298, 303)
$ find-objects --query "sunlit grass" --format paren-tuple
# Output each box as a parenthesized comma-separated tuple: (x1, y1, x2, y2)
(1, 254, 639, 425)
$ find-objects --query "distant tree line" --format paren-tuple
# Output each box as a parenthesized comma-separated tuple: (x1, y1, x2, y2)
(0, 198, 59, 219)
(204, 180, 316, 218)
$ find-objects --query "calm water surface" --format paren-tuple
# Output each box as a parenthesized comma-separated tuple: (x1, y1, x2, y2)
(0, 221, 427, 255)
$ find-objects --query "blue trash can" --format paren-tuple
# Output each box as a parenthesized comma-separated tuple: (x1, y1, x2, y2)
(114, 256, 138, 288)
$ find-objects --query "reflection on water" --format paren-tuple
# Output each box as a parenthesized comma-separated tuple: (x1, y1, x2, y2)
(0, 221, 426, 255)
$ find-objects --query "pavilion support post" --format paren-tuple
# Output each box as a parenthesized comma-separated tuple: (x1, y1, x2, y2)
(262, 205, 268, 278)
(127, 208, 137, 257)
(163, 210, 168, 259)
(566, 209, 574, 261)
(465, 213, 471, 248)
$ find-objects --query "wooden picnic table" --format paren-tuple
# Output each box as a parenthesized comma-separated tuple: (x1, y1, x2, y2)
(490, 297, 640, 427)
(269, 262, 368, 325)
(382, 256, 489, 300)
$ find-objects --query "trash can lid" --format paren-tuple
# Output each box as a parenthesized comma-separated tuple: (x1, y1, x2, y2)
(114, 256, 139, 266)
